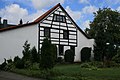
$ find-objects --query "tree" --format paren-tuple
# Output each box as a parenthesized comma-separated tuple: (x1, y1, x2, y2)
(39, 38, 57, 70)
(22, 41, 31, 61)
(31, 46, 40, 63)
(86, 8, 120, 61)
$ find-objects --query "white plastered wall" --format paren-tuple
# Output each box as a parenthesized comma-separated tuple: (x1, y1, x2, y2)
(74, 29, 94, 62)
(0, 24, 38, 63)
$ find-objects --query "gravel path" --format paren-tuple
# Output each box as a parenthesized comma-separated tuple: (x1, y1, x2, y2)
(0, 71, 44, 80)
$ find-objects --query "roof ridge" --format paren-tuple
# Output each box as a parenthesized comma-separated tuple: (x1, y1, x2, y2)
(34, 3, 61, 23)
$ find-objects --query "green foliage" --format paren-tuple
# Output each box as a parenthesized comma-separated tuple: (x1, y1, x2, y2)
(22, 40, 31, 61)
(88, 61, 103, 68)
(64, 49, 75, 63)
(21, 41, 39, 69)
(56, 57, 64, 63)
(7, 59, 12, 63)
(0, 58, 7, 70)
(112, 48, 120, 63)
(80, 63, 92, 68)
(15, 59, 24, 69)
(14, 56, 21, 62)
(14, 56, 24, 69)
(4, 62, 15, 71)
(11, 64, 120, 80)
(24, 60, 32, 68)
(80, 61, 104, 69)
(40, 38, 57, 70)
(81, 47, 91, 62)
(31, 46, 40, 63)
(86, 8, 120, 61)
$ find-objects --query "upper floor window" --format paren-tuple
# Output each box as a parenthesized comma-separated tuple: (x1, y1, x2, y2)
(44, 28, 50, 38)
(54, 14, 66, 22)
(63, 30, 69, 39)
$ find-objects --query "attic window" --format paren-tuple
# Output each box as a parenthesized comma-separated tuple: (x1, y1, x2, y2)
(54, 14, 66, 22)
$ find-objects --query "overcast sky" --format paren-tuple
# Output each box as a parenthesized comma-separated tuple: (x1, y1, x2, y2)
(0, 0, 120, 30)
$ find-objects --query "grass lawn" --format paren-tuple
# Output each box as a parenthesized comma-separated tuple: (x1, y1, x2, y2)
(11, 64, 120, 80)
(54, 64, 120, 80)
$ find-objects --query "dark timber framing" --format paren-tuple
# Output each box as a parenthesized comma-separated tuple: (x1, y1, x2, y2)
(38, 24, 40, 53)
(38, 6, 77, 50)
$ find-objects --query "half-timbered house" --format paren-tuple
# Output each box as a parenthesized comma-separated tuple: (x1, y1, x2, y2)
(0, 3, 94, 63)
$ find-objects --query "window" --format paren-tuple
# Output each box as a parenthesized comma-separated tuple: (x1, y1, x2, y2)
(63, 30, 69, 39)
(59, 45, 64, 55)
(54, 14, 66, 22)
(44, 28, 50, 38)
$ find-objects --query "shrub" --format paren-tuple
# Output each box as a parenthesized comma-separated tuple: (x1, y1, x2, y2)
(14, 56, 21, 62)
(81, 47, 91, 62)
(56, 57, 64, 63)
(31, 46, 40, 63)
(88, 61, 103, 68)
(39, 38, 57, 70)
(0, 58, 7, 70)
(80, 63, 91, 68)
(24, 60, 32, 68)
(64, 49, 75, 63)
(112, 48, 120, 63)
(4, 62, 15, 71)
(14, 56, 25, 69)
(22, 41, 31, 61)
(7, 59, 12, 63)
(15, 59, 24, 69)
(109, 61, 119, 67)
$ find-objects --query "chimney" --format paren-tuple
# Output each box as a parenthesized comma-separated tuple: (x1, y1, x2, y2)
(3, 19, 8, 28)
(19, 19, 23, 25)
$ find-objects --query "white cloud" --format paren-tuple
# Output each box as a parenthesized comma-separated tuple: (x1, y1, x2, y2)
(31, 0, 64, 10)
(65, 6, 82, 21)
(82, 5, 98, 14)
(106, 0, 120, 5)
(24, 10, 46, 23)
(0, 4, 28, 24)
(0, 4, 46, 24)
(82, 20, 90, 29)
(117, 6, 120, 12)
(79, 0, 89, 4)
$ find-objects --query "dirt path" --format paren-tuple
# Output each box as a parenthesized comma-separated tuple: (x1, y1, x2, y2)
(0, 71, 44, 80)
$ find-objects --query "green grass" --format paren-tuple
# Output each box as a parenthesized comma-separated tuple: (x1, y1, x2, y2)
(53, 64, 120, 80)
(81, 68, 120, 80)
(11, 64, 120, 80)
